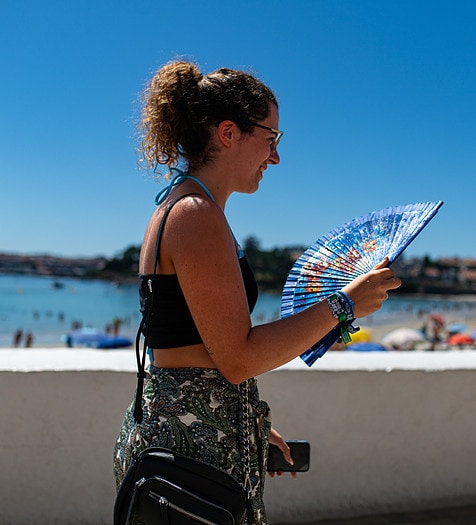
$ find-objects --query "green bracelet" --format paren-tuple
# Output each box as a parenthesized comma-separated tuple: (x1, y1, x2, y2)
(326, 292, 360, 344)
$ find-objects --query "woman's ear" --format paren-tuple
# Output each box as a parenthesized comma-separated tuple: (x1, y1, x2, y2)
(216, 120, 240, 148)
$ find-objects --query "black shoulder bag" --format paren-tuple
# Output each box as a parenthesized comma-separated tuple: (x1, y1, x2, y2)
(114, 195, 250, 525)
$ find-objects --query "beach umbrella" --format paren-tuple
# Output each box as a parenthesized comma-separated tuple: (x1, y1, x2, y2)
(447, 333, 474, 346)
(447, 322, 467, 334)
(67, 327, 102, 345)
(281, 201, 444, 366)
(346, 342, 387, 352)
(381, 327, 426, 349)
(348, 327, 372, 343)
(64, 328, 132, 349)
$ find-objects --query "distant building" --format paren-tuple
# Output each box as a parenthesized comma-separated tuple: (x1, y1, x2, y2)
(0, 253, 106, 277)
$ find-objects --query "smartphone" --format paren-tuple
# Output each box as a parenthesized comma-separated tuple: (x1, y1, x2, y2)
(266, 440, 310, 472)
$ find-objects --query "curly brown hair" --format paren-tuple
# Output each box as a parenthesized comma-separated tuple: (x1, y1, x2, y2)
(138, 61, 278, 174)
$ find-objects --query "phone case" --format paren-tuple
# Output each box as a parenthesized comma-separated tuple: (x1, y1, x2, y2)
(266, 440, 310, 472)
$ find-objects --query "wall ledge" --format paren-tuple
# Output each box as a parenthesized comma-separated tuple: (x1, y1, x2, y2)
(1, 348, 476, 373)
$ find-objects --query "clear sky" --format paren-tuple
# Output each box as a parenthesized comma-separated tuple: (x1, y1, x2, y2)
(1, 0, 474, 259)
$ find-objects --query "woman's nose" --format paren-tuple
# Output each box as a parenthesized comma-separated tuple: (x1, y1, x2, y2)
(268, 148, 280, 165)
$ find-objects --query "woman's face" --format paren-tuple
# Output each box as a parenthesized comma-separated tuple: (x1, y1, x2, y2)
(236, 104, 281, 194)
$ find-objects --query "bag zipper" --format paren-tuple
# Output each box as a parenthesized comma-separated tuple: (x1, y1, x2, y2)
(135, 476, 236, 524)
(148, 490, 222, 525)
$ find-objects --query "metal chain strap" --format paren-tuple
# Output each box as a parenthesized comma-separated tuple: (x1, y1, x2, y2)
(240, 379, 253, 498)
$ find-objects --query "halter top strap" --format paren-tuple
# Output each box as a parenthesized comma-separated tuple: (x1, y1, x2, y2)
(155, 168, 214, 205)
(154, 168, 244, 257)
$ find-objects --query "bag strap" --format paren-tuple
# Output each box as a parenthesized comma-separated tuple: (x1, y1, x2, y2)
(133, 193, 200, 424)
(131, 190, 253, 519)
(240, 380, 253, 499)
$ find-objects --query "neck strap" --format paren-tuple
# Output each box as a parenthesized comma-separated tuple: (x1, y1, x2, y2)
(155, 168, 214, 205)
(154, 168, 244, 257)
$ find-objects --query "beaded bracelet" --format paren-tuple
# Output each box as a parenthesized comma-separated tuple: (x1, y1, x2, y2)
(326, 291, 360, 344)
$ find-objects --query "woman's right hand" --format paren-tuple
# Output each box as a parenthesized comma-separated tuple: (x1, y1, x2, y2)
(342, 257, 402, 319)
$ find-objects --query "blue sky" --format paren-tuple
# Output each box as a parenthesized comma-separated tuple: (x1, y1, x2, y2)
(1, 0, 474, 259)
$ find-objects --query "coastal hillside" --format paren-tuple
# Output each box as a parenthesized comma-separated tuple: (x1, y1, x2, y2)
(2, 240, 476, 295)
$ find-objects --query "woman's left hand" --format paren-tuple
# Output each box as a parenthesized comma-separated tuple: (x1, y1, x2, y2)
(268, 427, 297, 479)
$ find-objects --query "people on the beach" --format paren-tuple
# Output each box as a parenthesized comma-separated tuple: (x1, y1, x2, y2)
(111, 317, 122, 336)
(12, 329, 34, 348)
(24, 332, 33, 348)
(426, 313, 445, 350)
(13, 329, 23, 347)
(113, 60, 401, 523)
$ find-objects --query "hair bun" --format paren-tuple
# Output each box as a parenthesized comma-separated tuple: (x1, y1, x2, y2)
(166, 61, 202, 92)
(139, 59, 277, 172)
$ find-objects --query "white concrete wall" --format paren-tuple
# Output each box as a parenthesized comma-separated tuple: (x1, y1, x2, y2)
(1, 349, 476, 524)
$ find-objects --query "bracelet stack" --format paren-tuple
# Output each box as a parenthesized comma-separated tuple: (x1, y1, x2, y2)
(326, 291, 360, 344)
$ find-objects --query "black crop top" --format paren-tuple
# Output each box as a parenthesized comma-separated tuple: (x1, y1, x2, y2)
(139, 255, 258, 348)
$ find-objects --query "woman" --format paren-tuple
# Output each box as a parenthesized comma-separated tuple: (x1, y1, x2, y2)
(113, 60, 401, 523)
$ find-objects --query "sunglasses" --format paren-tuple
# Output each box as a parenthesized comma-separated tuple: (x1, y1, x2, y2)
(251, 122, 284, 151)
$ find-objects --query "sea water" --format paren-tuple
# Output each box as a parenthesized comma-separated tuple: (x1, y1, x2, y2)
(0, 274, 141, 347)
(1, 274, 476, 348)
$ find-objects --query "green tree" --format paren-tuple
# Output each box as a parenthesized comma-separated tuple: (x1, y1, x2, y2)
(102, 245, 140, 274)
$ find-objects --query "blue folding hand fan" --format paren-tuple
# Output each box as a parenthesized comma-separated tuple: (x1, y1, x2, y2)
(281, 201, 444, 366)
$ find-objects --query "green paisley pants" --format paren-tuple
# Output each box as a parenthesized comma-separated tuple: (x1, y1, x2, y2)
(113, 366, 272, 524)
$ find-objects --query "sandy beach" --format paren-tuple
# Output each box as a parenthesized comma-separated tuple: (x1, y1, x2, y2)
(332, 296, 476, 352)
(4, 311, 476, 353)
(6, 298, 476, 351)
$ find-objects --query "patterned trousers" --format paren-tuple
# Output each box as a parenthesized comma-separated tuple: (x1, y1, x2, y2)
(113, 366, 271, 524)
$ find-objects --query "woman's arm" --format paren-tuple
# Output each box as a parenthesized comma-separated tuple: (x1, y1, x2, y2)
(163, 197, 400, 383)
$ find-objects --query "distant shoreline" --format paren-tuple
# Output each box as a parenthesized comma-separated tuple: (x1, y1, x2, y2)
(4, 269, 476, 298)
(3, 249, 476, 296)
